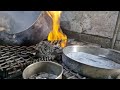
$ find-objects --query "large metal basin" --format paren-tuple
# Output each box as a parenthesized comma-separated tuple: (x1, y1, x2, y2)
(62, 45, 120, 79)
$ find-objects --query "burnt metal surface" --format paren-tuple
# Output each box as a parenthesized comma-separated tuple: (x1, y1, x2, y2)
(0, 45, 37, 79)
(0, 11, 52, 46)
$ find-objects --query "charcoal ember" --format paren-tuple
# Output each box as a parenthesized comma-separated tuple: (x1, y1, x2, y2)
(35, 41, 62, 61)
(29, 74, 38, 79)
(35, 41, 54, 53)
(28, 72, 57, 79)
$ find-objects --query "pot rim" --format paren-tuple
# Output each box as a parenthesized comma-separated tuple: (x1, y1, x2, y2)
(62, 45, 120, 70)
(22, 61, 63, 79)
(15, 11, 43, 34)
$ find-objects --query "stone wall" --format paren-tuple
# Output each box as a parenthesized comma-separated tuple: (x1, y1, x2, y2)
(60, 11, 120, 50)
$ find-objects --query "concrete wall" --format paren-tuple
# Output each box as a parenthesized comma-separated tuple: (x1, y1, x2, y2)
(60, 11, 120, 50)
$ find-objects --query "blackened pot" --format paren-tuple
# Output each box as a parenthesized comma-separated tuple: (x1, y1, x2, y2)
(0, 11, 52, 46)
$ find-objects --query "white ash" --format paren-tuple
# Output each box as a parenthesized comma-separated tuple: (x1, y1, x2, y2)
(66, 52, 120, 69)
(28, 72, 57, 79)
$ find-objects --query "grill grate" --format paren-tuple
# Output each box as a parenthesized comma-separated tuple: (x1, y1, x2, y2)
(62, 63, 87, 79)
(0, 45, 37, 79)
(0, 41, 62, 79)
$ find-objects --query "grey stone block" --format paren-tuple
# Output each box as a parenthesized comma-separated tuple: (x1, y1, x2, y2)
(61, 11, 119, 38)
(114, 41, 120, 50)
(116, 31, 120, 40)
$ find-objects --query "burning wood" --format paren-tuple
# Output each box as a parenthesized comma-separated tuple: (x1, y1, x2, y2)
(46, 11, 67, 48)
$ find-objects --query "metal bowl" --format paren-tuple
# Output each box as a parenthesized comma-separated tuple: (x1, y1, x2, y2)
(23, 61, 63, 79)
(62, 45, 120, 79)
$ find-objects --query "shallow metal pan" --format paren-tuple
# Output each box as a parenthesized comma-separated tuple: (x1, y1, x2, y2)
(62, 45, 120, 79)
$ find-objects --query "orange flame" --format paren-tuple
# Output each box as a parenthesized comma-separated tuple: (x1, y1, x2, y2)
(46, 11, 67, 48)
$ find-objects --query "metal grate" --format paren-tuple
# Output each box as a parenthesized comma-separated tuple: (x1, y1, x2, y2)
(0, 41, 62, 79)
(0, 45, 38, 79)
(62, 63, 88, 79)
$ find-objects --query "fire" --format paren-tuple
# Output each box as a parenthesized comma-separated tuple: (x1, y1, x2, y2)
(46, 11, 67, 48)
